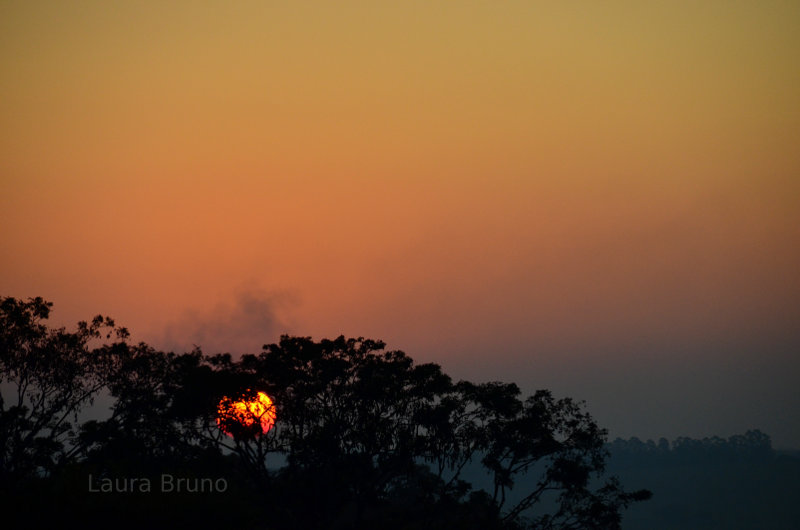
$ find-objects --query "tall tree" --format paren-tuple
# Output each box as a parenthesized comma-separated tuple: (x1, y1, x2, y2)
(0, 296, 127, 483)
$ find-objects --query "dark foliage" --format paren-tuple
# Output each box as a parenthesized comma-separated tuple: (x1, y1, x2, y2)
(1, 296, 649, 529)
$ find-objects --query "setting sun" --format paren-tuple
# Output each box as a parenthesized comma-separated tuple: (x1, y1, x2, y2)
(217, 391, 277, 437)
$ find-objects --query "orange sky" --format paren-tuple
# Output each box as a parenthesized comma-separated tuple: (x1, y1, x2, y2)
(2, 1, 799, 445)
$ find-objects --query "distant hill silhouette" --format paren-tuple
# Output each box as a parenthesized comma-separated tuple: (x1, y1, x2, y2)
(605, 433, 800, 529)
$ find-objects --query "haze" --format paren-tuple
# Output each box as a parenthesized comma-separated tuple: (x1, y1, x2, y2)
(2, 1, 798, 446)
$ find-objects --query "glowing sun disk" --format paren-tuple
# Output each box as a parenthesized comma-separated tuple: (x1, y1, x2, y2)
(217, 391, 276, 436)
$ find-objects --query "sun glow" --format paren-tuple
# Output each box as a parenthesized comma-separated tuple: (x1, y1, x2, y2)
(217, 391, 276, 437)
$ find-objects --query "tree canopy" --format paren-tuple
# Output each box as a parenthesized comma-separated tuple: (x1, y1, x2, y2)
(0, 296, 650, 529)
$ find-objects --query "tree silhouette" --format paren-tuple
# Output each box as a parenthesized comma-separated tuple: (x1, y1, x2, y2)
(0, 296, 127, 484)
(0, 297, 650, 529)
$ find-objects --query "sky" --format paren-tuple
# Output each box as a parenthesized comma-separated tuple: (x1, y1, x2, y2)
(1, 1, 799, 447)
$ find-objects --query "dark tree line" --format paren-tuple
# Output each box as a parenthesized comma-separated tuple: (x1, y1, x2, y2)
(608, 431, 775, 469)
(1, 296, 650, 529)
(605, 433, 799, 529)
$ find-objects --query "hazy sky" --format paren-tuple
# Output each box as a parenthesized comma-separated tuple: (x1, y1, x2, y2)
(2, 1, 799, 446)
